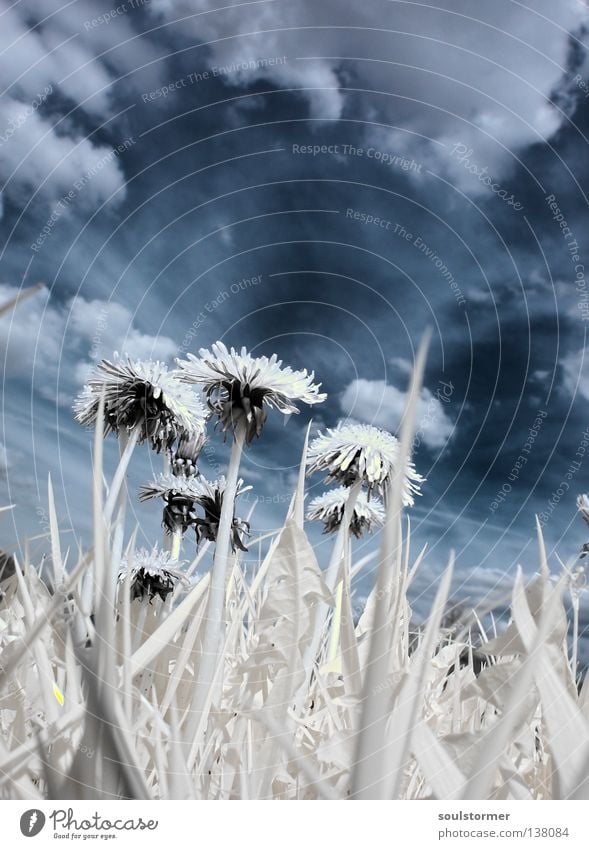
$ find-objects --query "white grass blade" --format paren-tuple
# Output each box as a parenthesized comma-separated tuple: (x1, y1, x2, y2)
(47, 474, 64, 588)
(351, 330, 430, 799)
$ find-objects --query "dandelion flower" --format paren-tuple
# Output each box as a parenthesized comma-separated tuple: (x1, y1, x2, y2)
(191, 476, 251, 552)
(139, 473, 251, 551)
(307, 486, 385, 537)
(139, 473, 204, 535)
(117, 547, 187, 603)
(176, 341, 326, 443)
(307, 421, 424, 502)
(74, 355, 207, 452)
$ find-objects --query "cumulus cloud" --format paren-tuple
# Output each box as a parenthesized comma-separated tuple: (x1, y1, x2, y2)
(149, 0, 587, 183)
(0, 284, 177, 395)
(340, 377, 454, 449)
(69, 296, 178, 384)
(0, 284, 63, 378)
(0, 0, 161, 209)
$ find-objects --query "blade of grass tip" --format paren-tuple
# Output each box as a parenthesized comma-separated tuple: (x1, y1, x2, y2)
(12, 560, 61, 725)
(288, 420, 312, 529)
(536, 515, 549, 581)
(302, 478, 362, 683)
(249, 529, 289, 599)
(47, 473, 64, 588)
(407, 543, 428, 587)
(351, 330, 430, 800)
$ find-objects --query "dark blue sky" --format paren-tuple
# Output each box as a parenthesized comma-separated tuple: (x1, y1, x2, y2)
(1, 0, 589, 624)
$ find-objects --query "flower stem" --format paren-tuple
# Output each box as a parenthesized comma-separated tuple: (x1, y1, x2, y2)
(300, 480, 362, 699)
(188, 420, 246, 756)
(110, 428, 137, 570)
(572, 595, 579, 683)
(170, 528, 182, 561)
(163, 451, 172, 553)
(104, 424, 141, 525)
(327, 533, 352, 662)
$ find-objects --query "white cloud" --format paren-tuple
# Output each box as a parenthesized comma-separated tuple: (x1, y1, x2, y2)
(0, 100, 128, 209)
(0, 0, 161, 209)
(561, 348, 589, 400)
(68, 296, 178, 384)
(149, 0, 587, 183)
(0, 284, 178, 395)
(340, 377, 454, 449)
(0, 284, 63, 378)
(390, 356, 412, 375)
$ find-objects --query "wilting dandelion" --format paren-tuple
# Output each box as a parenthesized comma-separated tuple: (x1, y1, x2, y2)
(117, 547, 186, 604)
(307, 486, 385, 537)
(140, 473, 203, 535)
(140, 473, 251, 555)
(191, 476, 251, 551)
(74, 355, 207, 452)
(176, 340, 326, 443)
(307, 421, 424, 502)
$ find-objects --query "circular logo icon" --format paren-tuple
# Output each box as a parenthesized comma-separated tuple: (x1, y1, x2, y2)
(19, 810, 46, 837)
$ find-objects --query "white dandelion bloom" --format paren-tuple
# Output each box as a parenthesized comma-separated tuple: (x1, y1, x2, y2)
(307, 421, 424, 502)
(307, 486, 385, 537)
(176, 341, 326, 442)
(74, 355, 208, 452)
(117, 547, 187, 603)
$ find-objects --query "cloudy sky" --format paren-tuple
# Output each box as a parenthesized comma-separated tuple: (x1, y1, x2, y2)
(2, 0, 589, 625)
